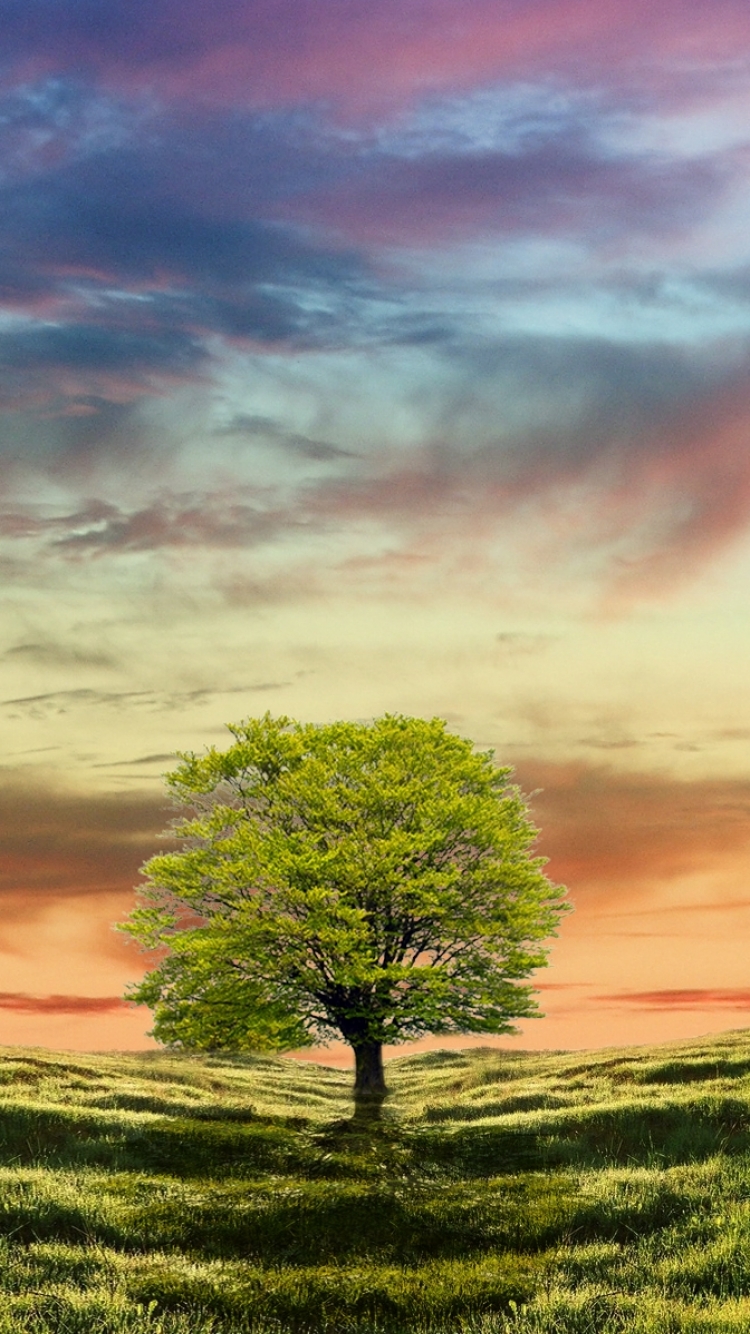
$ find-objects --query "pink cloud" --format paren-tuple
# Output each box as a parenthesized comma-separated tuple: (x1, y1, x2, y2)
(595, 989, 750, 1011)
(15, 0, 750, 116)
(0, 992, 128, 1015)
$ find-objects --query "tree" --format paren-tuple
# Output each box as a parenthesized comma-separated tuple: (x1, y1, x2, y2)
(120, 713, 569, 1105)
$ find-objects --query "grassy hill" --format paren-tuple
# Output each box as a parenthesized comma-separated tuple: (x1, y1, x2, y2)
(1, 1033, 750, 1331)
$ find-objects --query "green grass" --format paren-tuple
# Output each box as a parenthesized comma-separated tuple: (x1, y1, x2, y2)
(3, 1034, 750, 1330)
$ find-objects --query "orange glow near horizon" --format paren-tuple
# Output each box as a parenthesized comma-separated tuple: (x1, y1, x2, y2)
(1, 758, 749, 1059)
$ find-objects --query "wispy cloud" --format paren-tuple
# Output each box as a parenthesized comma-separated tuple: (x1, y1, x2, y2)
(594, 989, 750, 1011)
(0, 494, 303, 556)
(5, 346, 750, 600)
(4, 641, 117, 670)
(217, 415, 358, 461)
(0, 992, 129, 1014)
(95, 753, 177, 769)
(1, 682, 283, 719)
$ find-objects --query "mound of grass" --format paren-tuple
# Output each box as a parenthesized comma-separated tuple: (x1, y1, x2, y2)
(1, 1032, 750, 1329)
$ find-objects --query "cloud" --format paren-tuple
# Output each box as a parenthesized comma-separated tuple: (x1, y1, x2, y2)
(0, 322, 203, 376)
(0, 992, 129, 1014)
(0, 681, 281, 720)
(218, 415, 358, 461)
(0, 42, 738, 418)
(3, 328, 750, 604)
(4, 641, 117, 669)
(0, 492, 302, 556)
(3, 0, 750, 115)
(292, 335, 750, 601)
(95, 753, 177, 769)
(52, 495, 298, 555)
(0, 400, 161, 485)
(0, 112, 369, 407)
(4, 162, 360, 288)
(2, 760, 747, 919)
(534, 981, 595, 991)
(584, 381, 750, 603)
(2, 688, 144, 711)
(0, 779, 165, 901)
(594, 989, 750, 1011)
(0, 51, 748, 601)
(297, 138, 722, 248)
(513, 760, 750, 894)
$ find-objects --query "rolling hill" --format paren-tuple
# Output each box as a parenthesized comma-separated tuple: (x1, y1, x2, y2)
(0, 1031, 749, 1330)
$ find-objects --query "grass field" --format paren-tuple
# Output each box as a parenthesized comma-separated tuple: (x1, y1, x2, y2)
(1, 1032, 750, 1331)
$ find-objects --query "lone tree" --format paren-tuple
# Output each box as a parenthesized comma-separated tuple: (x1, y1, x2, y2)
(120, 714, 569, 1104)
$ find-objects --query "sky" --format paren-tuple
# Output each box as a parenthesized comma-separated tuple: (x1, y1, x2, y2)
(3, 0, 750, 1063)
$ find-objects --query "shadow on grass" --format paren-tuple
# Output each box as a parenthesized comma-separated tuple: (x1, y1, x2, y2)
(634, 1057, 750, 1084)
(0, 1084, 748, 1183)
(412, 1096, 750, 1175)
(0, 1103, 307, 1177)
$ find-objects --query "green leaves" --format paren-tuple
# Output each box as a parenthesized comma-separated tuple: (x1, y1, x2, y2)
(120, 713, 570, 1056)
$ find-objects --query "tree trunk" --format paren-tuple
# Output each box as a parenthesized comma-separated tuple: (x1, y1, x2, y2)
(353, 1040, 386, 1106)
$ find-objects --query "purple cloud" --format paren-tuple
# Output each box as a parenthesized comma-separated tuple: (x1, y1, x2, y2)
(3, 0, 750, 115)
(294, 139, 724, 247)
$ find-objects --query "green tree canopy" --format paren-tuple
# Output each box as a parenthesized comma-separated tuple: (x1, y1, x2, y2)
(120, 714, 570, 1101)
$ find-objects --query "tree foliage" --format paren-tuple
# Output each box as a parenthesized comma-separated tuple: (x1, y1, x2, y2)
(120, 714, 570, 1095)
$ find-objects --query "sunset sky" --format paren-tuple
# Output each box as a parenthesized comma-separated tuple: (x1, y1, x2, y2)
(3, 0, 750, 1062)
